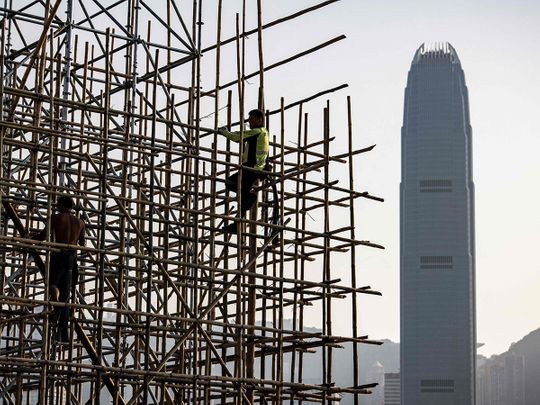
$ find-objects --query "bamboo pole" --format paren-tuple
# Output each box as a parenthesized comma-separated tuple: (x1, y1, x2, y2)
(347, 96, 361, 405)
(233, 12, 244, 405)
(324, 101, 333, 405)
(289, 103, 303, 405)
(256, 0, 265, 111)
(298, 111, 309, 405)
(208, 2, 222, 402)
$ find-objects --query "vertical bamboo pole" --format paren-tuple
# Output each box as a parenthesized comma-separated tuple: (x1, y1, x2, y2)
(246, 0, 260, 397)
(347, 96, 361, 405)
(53, 49, 64, 405)
(135, 21, 152, 401)
(76, 41, 90, 404)
(329, 103, 335, 405)
(58, 0, 73, 188)
(260, 119, 275, 393)
(161, 3, 173, 403)
(94, 28, 113, 405)
(133, 91, 143, 400)
(66, 29, 80, 405)
(221, 89, 233, 405)
(126, 6, 140, 400)
(113, 1, 136, 401)
(246, 159, 257, 404)
(290, 103, 303, 404)
(233, 12, 245, 405)
(38, 22, 54, 405)
(323, 102, 334, 405)
(256, 0, 265, 111)
(206, 0, 223, 402)
(143, 48, 159, 405)
(275, 97, 286, 405)
(298, 111, 309, 405)
(192, 0, 203, 401)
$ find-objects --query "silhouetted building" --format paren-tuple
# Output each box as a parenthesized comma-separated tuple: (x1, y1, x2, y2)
(367, 361, 385, 405)
(384, 373, 400, 405)
(477, 353, 525, 405)
(400, 43, 476, 404)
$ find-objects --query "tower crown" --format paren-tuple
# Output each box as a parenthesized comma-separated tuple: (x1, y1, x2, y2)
(412, 42, 461, 65)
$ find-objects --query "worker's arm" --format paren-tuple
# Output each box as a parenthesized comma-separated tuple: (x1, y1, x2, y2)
(32, 215, 55, 241)
(32, 227, 47, 241)
(78, 221, 86, 247)
(218, 127, 263, 143)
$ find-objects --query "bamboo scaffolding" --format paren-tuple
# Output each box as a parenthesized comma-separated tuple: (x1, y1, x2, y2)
(0, 2, 384, 404)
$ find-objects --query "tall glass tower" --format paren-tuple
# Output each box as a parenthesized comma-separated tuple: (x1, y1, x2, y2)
(400, 43, 476, 404)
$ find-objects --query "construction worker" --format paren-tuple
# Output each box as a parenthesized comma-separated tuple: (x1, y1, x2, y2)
(219, 109, 269, 233)
(33, 195, 85, 343)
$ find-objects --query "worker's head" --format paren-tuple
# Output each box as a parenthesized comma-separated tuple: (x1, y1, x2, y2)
(56, 195, 74, 212)
(248, 109, 264, 129)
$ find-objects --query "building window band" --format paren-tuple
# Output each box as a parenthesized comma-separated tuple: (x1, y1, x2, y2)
(419, 256, 453, 270)
(419, 179, 453, 192)
(420, 379, 455, 393)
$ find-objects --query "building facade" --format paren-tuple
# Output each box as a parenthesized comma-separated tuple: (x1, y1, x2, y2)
(400, 43, 476, 404)
(384, 373, 401, 405)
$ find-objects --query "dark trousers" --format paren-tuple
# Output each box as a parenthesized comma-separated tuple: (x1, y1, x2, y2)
(225, 170, 262, 217)
(50, 251, 78, 341)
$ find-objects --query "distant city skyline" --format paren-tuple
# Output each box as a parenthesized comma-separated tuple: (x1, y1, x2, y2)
(477, 352, 525, 405)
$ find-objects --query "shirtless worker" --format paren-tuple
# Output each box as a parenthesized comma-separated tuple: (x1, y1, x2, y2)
(218, 109, 269, 233)
(34, 195, 85, 343)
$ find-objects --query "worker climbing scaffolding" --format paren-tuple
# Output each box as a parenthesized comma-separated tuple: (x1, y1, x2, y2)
(32, 195, 85, 344)
(218, 108, 270, 234)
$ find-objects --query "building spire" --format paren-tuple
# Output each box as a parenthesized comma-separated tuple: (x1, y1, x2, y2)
(412, 42, 461, 65)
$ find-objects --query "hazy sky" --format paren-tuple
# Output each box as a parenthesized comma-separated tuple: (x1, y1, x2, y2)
(217, 0, 540, 357)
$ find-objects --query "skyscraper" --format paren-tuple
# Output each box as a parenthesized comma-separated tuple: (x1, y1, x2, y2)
(400, 43, 476, 404)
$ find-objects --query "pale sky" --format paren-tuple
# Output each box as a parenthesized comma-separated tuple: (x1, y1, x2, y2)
(212, 0, 540, 357)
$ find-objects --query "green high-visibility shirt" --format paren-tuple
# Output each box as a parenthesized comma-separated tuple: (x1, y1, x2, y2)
(220, 127, 269, 171)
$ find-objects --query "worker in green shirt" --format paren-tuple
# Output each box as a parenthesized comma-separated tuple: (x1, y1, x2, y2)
(219, 109, 269, 233)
